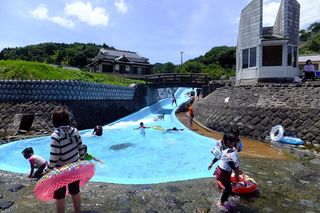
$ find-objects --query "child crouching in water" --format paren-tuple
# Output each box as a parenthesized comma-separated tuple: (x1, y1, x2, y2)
(208, 134, 241, 210)
(22, 147, 48, 179)
(83, 145, 104, 164)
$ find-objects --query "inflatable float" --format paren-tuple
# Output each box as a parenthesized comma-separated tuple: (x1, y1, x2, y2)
(152, 125, 165, 131)
(34, 160, 95, 202)
(270, 125, 304, 145)
(279, 136, 304, 145)
(217, 174, 257, 194)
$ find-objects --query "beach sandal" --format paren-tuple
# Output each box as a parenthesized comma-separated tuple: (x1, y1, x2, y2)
(216, 201, 236, 211)
(216, 201, 229, 211)
(225, 200, 237, 208)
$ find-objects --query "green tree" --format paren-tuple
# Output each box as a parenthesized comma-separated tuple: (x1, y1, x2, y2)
(299, 29, 312, 41)
(179, 61, 203, 73)
(70, 52, 88, 67)
(195, 46, 236, 69)
(161, 62, 176, 73)
(0, 42, 104, 68)
(151, 63, 164, 73)
(308, 22, 320, 34)
(202, 63, 224, 79)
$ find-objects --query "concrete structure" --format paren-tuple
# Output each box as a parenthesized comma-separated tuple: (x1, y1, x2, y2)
(194, 84, 320, 145)
(86, 48, 152, 75)
(0, 80, 177, 131)
(236, 0, 300, 84)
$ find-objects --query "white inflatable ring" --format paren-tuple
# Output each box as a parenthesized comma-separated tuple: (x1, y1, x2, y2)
(270, 125, 284, 141)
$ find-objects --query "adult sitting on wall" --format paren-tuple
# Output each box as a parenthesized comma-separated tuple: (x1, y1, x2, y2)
(303, 59, 315, 81)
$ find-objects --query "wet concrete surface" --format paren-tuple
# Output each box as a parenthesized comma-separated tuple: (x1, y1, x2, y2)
(0, 113, 319, 212)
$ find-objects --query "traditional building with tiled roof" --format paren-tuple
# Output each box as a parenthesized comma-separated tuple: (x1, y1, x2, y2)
(85, 48, 152, 75)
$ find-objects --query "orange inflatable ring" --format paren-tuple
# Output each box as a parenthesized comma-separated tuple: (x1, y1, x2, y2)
(217, 174, 257, 194)
(34, 160, 95, 202)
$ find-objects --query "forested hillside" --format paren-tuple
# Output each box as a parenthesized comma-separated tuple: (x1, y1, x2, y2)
(152, 46, 236, 79)
(299, 22, 320, 54)
(0, 42, 113, 68)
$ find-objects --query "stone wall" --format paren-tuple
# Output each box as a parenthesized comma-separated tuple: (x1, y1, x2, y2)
(194, 83, 320, 145)
(0, 80, 135, 101)
(0, 81, 179, 133)
(0, 81, 147, 133)
(0, 85, 146, 132)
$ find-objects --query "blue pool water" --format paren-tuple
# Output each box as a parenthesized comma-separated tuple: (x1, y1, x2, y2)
(0, 88, 218, 184)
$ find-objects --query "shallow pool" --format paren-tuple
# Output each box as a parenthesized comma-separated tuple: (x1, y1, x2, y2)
(0, 88, 218, 184)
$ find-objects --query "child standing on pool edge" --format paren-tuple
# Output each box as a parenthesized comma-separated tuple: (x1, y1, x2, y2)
(44, 107, 85, 213)
(22, 147, 47, 179)
(188, 100, 194, 129)
(214, 134, 242, 211)
(172, 94, 177, 107)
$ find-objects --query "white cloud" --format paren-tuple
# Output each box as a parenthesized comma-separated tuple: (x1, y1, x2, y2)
(231, 17, 240, 25)
(29, 4, 74, 28)
(263, 0, 280, 26)
(50, 16, 75, 28)
(299, 0, 320, 28)
(263, 0, 320, 28)
(65, 1, 109, 26)
(29, 4, 48, 20)
(115, 0, 128, 14)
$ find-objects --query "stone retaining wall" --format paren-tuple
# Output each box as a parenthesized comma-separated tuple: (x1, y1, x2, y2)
(0, 100, 145, 132)
(0, 81, 147, 132)
(0, 80, 135, 101)
(194, 83, 320, 145)
(0, 81, 178, 133)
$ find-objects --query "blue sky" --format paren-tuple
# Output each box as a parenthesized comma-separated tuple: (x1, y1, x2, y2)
(0, 0, 319, 64)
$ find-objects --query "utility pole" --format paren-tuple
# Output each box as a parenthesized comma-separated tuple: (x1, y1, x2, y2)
(180, 51, 184, 66)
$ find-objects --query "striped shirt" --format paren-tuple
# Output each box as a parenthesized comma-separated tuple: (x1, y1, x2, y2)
(44, 126, 85, 173)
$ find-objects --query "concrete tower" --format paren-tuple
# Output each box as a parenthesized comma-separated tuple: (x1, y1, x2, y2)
(236, 0, 300, 85)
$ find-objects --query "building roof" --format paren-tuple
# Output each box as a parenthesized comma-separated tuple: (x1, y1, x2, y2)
(85, 48, 152, 68)
(96, 48, 149, 63)
(299, 54, 320, 63)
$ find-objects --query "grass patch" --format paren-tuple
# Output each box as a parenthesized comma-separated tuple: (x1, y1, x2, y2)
(0, 60, 145, 86)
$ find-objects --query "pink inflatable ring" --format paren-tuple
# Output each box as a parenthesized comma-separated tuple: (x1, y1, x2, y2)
(34, 160, 95, 202)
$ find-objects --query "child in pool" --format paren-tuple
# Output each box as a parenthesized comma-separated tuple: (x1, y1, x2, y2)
(22, 147, 48, 179)
(92, 122, 103, 136)
(83, 145, 104, 164)
(154, 113, 165, 121)
(211, 134, 242, 210)
(166, 127, 184, 132)
(134, 122, 150, 135)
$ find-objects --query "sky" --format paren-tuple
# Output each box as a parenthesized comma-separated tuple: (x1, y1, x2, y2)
(0, 0, 319, 65)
